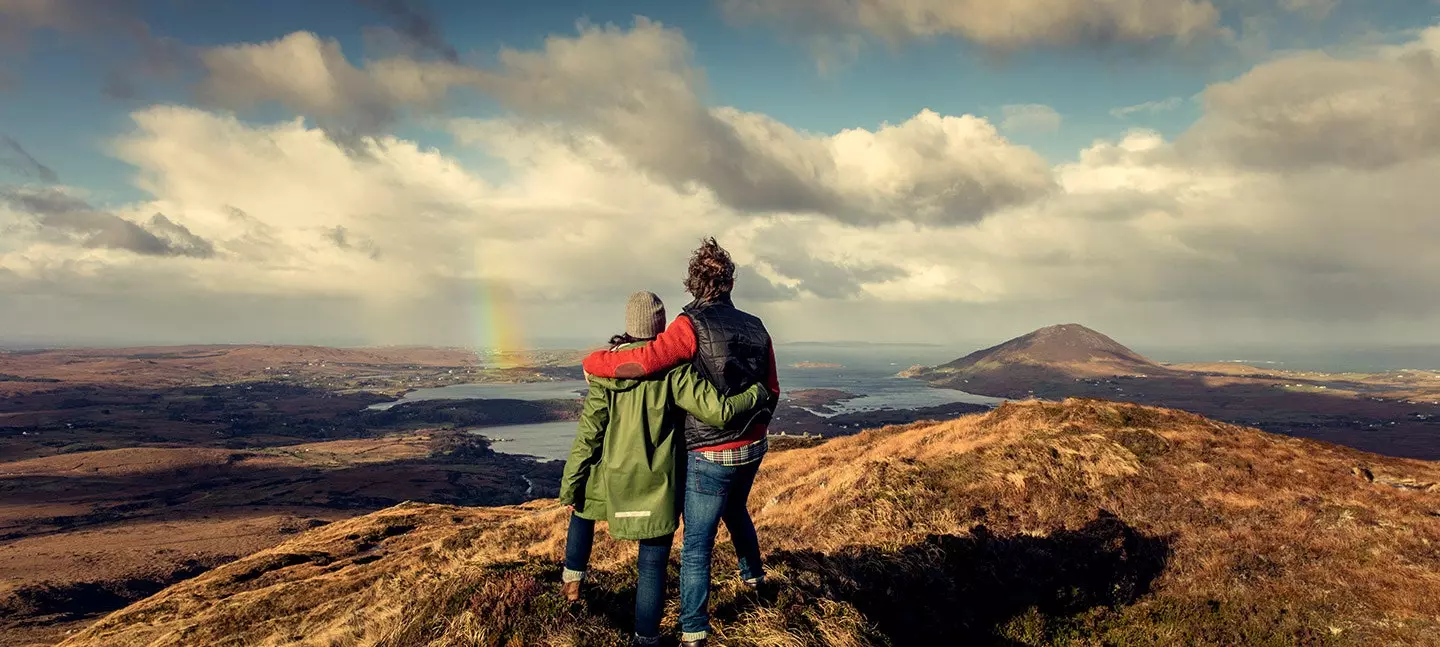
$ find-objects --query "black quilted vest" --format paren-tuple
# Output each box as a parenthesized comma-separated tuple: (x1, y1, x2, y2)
(681, 295, 773, 450)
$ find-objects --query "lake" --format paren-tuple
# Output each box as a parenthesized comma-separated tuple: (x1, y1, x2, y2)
(478, 421, 582, 462)
(371, 343, 1003, 461)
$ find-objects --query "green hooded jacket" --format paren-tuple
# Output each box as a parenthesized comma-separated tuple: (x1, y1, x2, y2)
(559, 342, 771, 540)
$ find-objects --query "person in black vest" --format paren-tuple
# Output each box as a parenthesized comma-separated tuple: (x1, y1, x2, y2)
(581, 238, 779, 647)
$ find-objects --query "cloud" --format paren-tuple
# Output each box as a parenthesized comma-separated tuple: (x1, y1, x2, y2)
(470, 20, 1054, 225)
(356, 0, 459, 61)
(1000, 104, 1063, 133)
(719, 0, 1223, 50)
(734, 265, 801, 302)
(0, 0, 138, 47)
(0, 0, 193, 98)
(10, 23, 1440, 346)
(195, 21, 1053, 226)
(1280, 0, 1338, 19)
(1, 187, 214, 257)
(326, 225, 382, 260)
(1109, 96, 1184, 119)
(765, 254, 907, 299)
(1179, 27, 1440, 170)
(0, 135, 57, 182)
(195, 31, 482, 148)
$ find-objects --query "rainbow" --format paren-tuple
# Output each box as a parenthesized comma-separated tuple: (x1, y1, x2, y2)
(474, 278, 526, 369)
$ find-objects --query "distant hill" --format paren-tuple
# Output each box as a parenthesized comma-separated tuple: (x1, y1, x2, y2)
(57, 400, 1440, 646)
(910, 324, 1167, 397)
(941, 324, 1157, 372)
(908, 325, 1440, 461)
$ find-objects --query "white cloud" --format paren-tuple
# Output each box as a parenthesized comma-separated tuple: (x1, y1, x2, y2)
(1109, 96, 1184, 119)
(1000, 104, 1063, 133)
(192, 20, 1054, 226)
(7, 19, 1440, 346)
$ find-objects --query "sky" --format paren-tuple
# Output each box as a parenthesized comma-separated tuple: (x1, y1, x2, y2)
(1, 0, 1439, 351)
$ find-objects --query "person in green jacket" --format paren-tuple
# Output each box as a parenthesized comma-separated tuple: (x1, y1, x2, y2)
(559, 291, 772, 647)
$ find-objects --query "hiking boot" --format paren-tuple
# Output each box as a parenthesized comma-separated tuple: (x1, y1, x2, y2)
(561, 580, 580, 602)
(679, 639, 706, 647)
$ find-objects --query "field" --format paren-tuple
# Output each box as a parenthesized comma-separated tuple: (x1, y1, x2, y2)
(0, 346, 582, 646)
(53, 399, 1440, 646)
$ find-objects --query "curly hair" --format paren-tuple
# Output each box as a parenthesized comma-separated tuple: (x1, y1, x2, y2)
(683, 237, 735, 302)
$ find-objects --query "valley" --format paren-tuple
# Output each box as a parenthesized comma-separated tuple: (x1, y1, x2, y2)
(5, 335, 1440, 645)
(0, 344, 983, 645)
(0, 346, 582, 646)
(51, 399, 1440, 646)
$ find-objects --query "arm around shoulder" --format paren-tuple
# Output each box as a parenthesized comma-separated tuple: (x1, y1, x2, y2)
(668, 364, 771, 429)
(581, 316, 698, 378)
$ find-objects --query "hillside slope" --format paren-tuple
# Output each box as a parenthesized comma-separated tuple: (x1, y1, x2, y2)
(59, 400, 1440, 647)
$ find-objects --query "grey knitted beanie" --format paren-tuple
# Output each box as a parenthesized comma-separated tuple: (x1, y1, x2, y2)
(625, 291, 666, 339)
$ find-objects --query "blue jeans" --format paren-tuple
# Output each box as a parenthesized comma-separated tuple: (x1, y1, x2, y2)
(679, 453, 765, 640)
(564, 513, 673, 641)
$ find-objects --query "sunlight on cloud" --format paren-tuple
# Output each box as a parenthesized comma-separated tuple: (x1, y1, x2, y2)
(4, 17, 1440, 343)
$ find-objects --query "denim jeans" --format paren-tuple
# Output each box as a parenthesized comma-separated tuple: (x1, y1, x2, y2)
(563, 513, 674, 642)
(679, 453, 765, 640)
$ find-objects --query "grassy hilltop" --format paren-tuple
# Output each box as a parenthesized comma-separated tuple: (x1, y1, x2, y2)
(52, 398, 1440, 647)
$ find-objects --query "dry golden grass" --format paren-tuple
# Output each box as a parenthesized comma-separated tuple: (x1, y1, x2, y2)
(59, 399, 1440, 647)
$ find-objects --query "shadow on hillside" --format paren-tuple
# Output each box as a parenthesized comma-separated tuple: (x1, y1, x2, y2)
(745, 512, 1171, 646)
(931, 364, 1440, 460)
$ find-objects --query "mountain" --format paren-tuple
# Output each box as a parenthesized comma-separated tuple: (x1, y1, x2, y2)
(907, 325, 1440, 461)
(909, 324, 1166, 398)
(941, 324, 1157, 372)
(56, 400, 1440, 646)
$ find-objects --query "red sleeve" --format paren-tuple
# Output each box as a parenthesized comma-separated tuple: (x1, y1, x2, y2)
(766, 340, 779, 396)
(581, 315, 697, 379)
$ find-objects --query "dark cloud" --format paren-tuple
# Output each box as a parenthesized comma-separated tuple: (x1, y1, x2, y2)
(2, 188, 214, 258)
(759, 251, 907, 299)
(356, 0, 459, 62)
(325, 225, 382, 260)
(0, 136, 58, 183)
(719, 0, 1222, 51)
(193, 32, 468, 154)
(733, 265, 800, 302)
(146, 213, 216, 258)
(0, 0, 196, 101)
(101, 29, 197, 101)
(102, 68, 141, 100)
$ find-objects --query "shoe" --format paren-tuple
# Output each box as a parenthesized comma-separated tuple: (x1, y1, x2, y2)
(561, 580, 580, 602)
(680, 640, 706, 647)
(743, 575, 765, 590)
